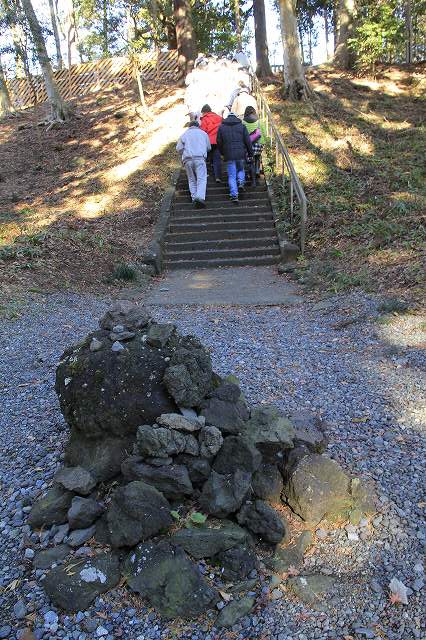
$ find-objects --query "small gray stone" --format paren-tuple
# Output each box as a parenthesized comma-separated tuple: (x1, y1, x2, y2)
(53, 523, 69, 544)
(157, 413, 201, 432)
(67, 525, 96, 547)
(146, 323, 175, 348)
(68, 497, 103, 529)
(24, 548, 35, 559)
(199, 426, 223, 458)
(216, 596, 255, 628)
(55, 466, 97, 496)
(109, 330, 136, 342)
(0, 626, 11, 639)
(13, 599, 27, 619)
(89, 338, 103, 352)
(34, 545, 71, 569)
(111, 341, 125, 352)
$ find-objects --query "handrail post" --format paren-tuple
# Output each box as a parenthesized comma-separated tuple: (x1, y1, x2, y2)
(253, 68, 308, 254)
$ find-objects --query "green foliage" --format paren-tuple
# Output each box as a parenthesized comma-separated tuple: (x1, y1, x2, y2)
(170, 510, 208, 526)
(112, 262, 137, 281)
(349, 0, 405, 72)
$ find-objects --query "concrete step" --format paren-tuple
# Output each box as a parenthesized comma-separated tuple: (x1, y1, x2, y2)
(174, 191, 269, 204)
(170, 207, 273, 223)
(172, 212, 272, 223)
(166, 236, 278, 252)
(174, 197, 269, 211)
(165, 245, 281, 261)
(169, 219, 276, 233)
(164, 255, 280, 269)
(166, 228, 276, 242)
(175, 187, 268, 202)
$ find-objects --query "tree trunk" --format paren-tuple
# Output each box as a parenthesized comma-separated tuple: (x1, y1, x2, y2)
(102, 0, 109, 56)
(234, 0, 242, 49)
(308, 27, 313, 65)
(298, 24, 305, 64)
(333, 3, 338, 52)
(47, 0, 63, 69)
(405, 0, 413, 63)
(333, 0, 356, 69)
(174, 0, 196, 80)
(20, 0, 68, 120)
(126, 4, 136, 46)
(0, 58, 13, 117)
(279, 0, 312, 100)
(167, 21, 177, 49)
(63, 0, 79, 66)
(324, 9, 330, 60)
(254, 0, 273, 77)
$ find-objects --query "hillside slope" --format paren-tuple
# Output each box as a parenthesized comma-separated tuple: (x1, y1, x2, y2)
(265, 64, 425, 303)
(0, 83, 186, 307)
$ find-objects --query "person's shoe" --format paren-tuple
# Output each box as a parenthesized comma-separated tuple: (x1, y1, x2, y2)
(238, 183, 245, 192)
(252, 179, 257, 187)
(215, 178, 221, 183)
(194, 198, 206, 209)
(229, 195, 239, 204)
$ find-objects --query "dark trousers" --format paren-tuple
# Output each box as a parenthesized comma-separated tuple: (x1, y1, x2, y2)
(208, 144, 222, 180)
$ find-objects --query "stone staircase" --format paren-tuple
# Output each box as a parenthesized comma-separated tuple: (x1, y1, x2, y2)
(163, 169, 281, 270)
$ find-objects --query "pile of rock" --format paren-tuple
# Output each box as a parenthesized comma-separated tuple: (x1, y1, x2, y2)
(27, 302, 376, 623)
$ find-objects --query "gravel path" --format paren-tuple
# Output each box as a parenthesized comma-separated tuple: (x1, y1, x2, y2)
(0, 290, 425, 640)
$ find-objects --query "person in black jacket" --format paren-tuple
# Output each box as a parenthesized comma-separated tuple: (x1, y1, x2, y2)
(217, 112, 253, 203)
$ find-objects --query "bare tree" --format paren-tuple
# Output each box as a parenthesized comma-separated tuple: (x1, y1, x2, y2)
(234, 0, 242, 49)
(47, 0, 63, 68)
(324, 8, 330, 60)
(174, 0, 196, 80)
(405, 0, 413, 63)
(333, 0, 356, 69)
(254, 0, 273, 77)
(279, 0, 313, 99)
(20, 0, 68, 120)
(64, 0, 79, 66)
(0, 57, 13, 117)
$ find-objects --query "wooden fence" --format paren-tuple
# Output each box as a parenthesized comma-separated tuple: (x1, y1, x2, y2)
(6, 50, 179, 111)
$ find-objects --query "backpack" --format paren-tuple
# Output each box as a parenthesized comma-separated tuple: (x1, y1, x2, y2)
(249, 128, 261, 143)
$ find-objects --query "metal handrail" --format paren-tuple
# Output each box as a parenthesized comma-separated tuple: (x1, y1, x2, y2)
(251, 73, 308, 253)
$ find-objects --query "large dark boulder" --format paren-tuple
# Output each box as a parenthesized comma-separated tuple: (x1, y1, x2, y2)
(43, 552, 120, 612)
(121, 457, 193, 500)
(123, 542, 218, 619)
(200, 470, 252, 518)
(55, 304, 215, 482)
(237, 500, 289, 545)
(163, 335, 214, 407)
(29, 486, 74, 529)
(105, 481, 173, 547)
(171, 521, 249, 559)
(212, 436, 261, 475)
(199, 383, 249, 434)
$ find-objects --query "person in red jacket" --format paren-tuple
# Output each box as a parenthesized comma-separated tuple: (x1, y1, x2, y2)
(200, 104, 223, 182)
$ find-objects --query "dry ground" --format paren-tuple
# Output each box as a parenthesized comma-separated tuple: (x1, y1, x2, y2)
(264, 64, 425, 304)
(0, 82, 185, 312)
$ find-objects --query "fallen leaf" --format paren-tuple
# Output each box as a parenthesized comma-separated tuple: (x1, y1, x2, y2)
(219, 590, 232, 602)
